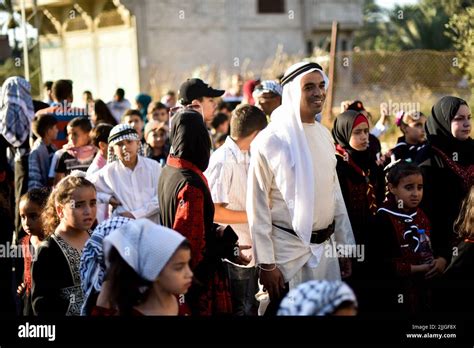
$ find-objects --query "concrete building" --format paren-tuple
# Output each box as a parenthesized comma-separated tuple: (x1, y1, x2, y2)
(22, 0, 363, 103)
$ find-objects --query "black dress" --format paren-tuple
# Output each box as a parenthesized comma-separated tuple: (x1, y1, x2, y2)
(332, 110, 385, 313)
(419, 97, 473, 263)
(385, 136, 428, 166)
(158, 109, 233, 316)
(31, 233, 87, 316)
(439, 239, 474, 312)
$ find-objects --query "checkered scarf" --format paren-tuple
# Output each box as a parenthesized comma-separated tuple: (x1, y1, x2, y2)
(277, 280, 357, 316)
(79, 216, 132, 315)
(0, 76, 35, 147)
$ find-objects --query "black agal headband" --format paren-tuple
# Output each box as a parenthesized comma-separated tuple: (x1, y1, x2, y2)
(280, 62, 323, 87)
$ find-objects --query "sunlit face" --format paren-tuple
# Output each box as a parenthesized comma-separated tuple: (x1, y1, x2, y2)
(146, 128, 167, 149)
(165, 95, 177, 108)
(149, 109, 169, 123)
(402, 115, 426, 144)
(389, 174, 423, 211)
(451, 104, 471, 141)
(113, 139, 139, 164)
(67, 126, 90, 148)
(156, 248, 193, 295)
(300, 71, 326, 118)
(57, 186, 97, 232)
(123, 115, 144, 138)
(349, 122, 369, 151)
(47, 125, 59, 141)
(20, 200, 43, 237)
(255, 92, 281, 116)
(196, 97, 217, 123)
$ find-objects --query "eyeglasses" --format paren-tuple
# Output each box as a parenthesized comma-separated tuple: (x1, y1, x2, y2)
(169, 104, 202, 117)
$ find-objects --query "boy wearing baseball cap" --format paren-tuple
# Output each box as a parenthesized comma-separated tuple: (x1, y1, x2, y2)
(178, 78, 225, 125)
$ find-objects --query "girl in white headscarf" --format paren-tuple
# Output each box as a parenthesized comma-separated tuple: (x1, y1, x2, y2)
(95, 219, 193, 316)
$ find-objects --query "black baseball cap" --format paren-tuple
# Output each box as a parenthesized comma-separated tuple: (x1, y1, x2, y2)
(178, 78, 225, 105)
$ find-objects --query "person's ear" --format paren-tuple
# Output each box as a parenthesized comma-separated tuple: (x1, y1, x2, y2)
(400, 123, 407, 133)
(98, 141, 108, 152)
(56, 204, 64, 219)
(387, 183, 395, 194)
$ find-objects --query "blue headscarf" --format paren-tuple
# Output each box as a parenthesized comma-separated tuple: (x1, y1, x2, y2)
(135, 93, 152, 121)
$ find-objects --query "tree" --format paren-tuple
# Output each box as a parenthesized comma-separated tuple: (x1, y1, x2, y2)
(445, 6, 474, 87)
(354, 0, 468, 51)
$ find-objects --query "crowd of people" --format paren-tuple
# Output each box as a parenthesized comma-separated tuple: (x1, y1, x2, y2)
(0, 60, 472, 317)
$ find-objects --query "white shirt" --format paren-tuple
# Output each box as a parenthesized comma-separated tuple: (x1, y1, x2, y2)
(85, 153, 108, 223)
(370, 119, 387, 138)
(204, 136, 253, 264)
(87, 156, 161, 223)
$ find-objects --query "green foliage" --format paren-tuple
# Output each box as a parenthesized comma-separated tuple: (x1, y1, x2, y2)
(354, 0, 469, 51)
(445, 6, 474, 88)
(0, 47, 42, 97)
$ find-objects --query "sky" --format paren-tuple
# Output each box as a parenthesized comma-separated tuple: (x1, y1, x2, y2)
(375, 0, 420, 9)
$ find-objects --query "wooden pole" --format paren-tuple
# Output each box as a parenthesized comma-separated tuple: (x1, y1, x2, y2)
(325, 20, 338, 120)
(20, 0, 29, 81)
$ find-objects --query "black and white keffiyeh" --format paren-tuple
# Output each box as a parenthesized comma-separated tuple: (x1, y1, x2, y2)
(79, 216, 132, 315)
(277, 280, 357, 316)
(106, 123, 144, 163)
(0, 76, 35, 147)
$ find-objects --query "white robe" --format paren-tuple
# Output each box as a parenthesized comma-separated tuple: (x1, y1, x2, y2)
(247, 121, 355, 287)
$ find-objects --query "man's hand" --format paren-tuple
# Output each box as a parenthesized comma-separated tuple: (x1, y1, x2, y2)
(109, 196, 121, 210)
(17, 282, 25, 295)
(425, 257, 447, 279)
(258, 264, 285, 302)
(235, 245, 252, 266)
(411, 263, 432, 274)
(339, 257, 352, 279)
(119, 211, 135, 219)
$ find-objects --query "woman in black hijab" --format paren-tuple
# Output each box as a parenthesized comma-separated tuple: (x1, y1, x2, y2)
(420, 96, 473, 272)
(332, 110, 385, 245)
(158, 109, 232, 315)
(332, 110, 385, 314)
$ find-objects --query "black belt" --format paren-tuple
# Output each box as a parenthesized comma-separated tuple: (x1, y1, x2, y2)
(272, 221, 335, 244)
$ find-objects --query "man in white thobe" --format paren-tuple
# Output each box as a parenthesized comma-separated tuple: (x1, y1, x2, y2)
(247, 62, 355, 315)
